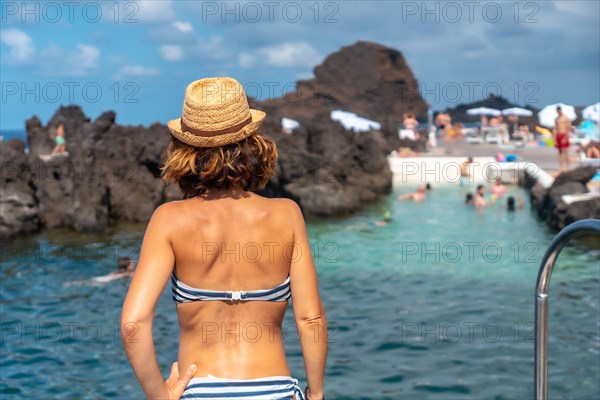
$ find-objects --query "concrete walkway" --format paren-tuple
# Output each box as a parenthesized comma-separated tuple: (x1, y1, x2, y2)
(424, 140, 580, 174)
(389, 140, 584, 187)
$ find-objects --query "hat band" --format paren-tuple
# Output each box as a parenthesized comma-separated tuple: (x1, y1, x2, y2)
(181, 115, 252, 137)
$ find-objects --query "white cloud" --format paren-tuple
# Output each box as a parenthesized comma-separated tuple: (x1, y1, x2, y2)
(115, 64, 159, 79)
(238, 52, 255, 68)
(159, 37, 227, 62)
(0, 28, 35, 64)
(160, 44, 183, 61)
(552, 0, 599, 18)
(38, 44, 100, 76)
(259, 42, 322, 68)
(136, 0, 175, 22)
(173, 21, 193, 33)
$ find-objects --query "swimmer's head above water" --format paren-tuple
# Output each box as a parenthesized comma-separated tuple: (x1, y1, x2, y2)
(465, 193, 474, 205)
(383, 210, 392, 223)
(118, 257, 135, 273)
(507, 196, 516, 211)
(476, 184, 485, 196)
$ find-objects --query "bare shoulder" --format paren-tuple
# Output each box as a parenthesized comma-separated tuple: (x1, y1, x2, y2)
(149, 200, 190, 229)
(268, 197, 303, 217)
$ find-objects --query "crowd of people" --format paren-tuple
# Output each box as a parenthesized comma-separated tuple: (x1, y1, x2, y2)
(462, 178, 524, 211)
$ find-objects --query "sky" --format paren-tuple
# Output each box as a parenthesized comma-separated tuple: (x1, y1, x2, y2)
(1, 0, 599, 130)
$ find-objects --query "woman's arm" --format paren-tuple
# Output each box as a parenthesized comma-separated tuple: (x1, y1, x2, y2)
(121, 204, 196, 399)
(287, 201, 328, 400)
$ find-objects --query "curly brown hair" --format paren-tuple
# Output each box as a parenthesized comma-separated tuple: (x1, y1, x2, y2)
(161, 134, 277, 198)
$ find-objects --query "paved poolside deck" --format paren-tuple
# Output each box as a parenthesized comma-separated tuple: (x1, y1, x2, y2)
(388, 140, 582, 187)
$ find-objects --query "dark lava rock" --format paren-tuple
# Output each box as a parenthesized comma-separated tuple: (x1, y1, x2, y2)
(2, 41, 433, 236)
(1, 105, 176, 237)
(258, 109, 392, 217)
(261, 40, 428, 151)
(529, 166, 600, 230)
(0, 140, 41, 237)
(551, 166, 597, 188)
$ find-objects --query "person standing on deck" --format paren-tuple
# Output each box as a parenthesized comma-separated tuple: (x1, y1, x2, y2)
(460, 157, 473, 186)
(553, 106, 572, 172)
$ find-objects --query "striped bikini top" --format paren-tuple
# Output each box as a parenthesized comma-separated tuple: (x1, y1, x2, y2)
(171, 273, 291, 304)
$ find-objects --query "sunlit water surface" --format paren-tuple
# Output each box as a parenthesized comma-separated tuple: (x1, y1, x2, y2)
(1, 185, 599, 399)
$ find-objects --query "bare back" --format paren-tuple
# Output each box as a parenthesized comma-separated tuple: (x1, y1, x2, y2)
(166, 193, 296, 379)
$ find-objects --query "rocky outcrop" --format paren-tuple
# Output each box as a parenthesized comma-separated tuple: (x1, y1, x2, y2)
(1, 41, 432, 236)
(258, 110, 392, 216)
(530, 166, 600, 230)
(261, 40, 428, 151)
(0, 139, 41, 237)
(1, 105, 179, 238)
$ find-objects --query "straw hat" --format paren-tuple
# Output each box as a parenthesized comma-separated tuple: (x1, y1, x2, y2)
(167, 77, 265, 147)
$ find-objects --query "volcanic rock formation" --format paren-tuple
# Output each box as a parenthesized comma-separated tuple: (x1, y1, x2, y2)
(529, 166, 600, 230)
(1, 41, 432, 237)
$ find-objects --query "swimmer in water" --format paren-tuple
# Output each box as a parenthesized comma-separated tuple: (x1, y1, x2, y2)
(491, 177, 507, 202)
(373, 210, 393, 226)
(474, 184, 487, 208)
(398, 185, 426, 202)
(64, 257, 136, 287)
(465, 193, 474, 206)
(506, 196, 524, 211)
(93, 257, 136, 283)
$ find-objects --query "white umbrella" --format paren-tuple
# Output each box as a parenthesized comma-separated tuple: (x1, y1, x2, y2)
(281, 117, 300, 131)
(466, 107, 501, 116)
(330, 110, 381, 132)
(582, 102, 600, 122)
(502, 107, 533, 117)
(537, 103, 576, 128)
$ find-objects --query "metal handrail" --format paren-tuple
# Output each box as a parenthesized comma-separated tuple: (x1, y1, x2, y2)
(534, 219, 600, 400)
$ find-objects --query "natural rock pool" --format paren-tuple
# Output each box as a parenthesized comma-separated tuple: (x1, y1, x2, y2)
(1, 185, 598, 399)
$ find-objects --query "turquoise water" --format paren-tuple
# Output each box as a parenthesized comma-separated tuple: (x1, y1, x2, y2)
(1, 185, 599, 399)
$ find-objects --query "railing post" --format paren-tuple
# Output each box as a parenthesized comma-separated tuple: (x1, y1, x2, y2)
(534, 219, 600, 400)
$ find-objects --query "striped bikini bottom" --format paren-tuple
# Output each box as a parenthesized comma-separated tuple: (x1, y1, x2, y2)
(181, 375, 305, 400)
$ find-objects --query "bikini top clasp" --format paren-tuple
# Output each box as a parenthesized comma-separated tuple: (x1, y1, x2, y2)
(228, 290, 247, 302)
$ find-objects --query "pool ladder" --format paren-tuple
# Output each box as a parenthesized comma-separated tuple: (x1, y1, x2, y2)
(535, 219, 600, 400)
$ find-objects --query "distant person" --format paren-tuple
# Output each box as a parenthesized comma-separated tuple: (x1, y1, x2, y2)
(474, 184, 487, 208)
(52, 123, 67, 154)
(465, 193, 474, 205)
(399, 112, 418, 140)
(64, 257, 136, 287)
(398, 185, 426, 202)
(506, 196, 524, 211)
(452, 121, 464, 139)
(481, 115, 489, 127)
(373, 210, 393, 226)
(553, 106, 572, 172)
(403, 112, 419, 130)
(394, 147, 419, 157)
(94, 257, 136, 283)
(517, 123, 532, 141)
(491, 177, 507, 199)
(435, 112, 452, 138)
(425, 183, 432, 191)
(460, 157, 473, 186)
(585, 141, 600, 159)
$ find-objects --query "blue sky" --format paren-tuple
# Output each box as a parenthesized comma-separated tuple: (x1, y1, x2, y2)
(1, 0, 599, 130)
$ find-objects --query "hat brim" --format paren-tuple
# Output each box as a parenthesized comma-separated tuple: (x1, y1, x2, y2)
(167, 109, 266, 148)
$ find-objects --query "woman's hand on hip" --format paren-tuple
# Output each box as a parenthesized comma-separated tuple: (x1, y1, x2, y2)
(163, 362, 197, 400)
